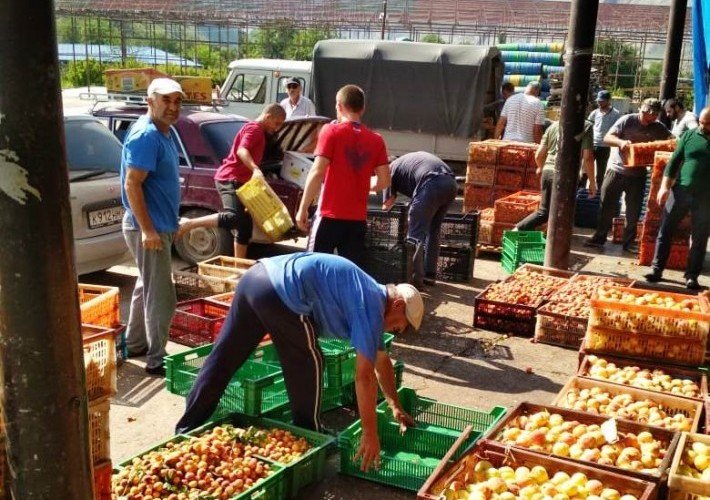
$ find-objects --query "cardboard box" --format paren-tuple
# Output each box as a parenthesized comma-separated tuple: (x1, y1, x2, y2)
(172, 76, 213, 105)
(104, 68, 168, 93)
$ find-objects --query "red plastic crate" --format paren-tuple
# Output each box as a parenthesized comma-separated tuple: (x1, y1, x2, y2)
(169, 298, 230, 347)
(638, 241, 689, 270)
(92, 460, 111, 500)
(493, 190, 540, 224)
(463, 183, 493, 210)
(494, 166, 525, 189)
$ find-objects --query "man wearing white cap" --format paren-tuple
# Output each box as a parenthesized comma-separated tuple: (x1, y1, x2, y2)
(121, 78, 185, 376)
(176, 252, 422, 471)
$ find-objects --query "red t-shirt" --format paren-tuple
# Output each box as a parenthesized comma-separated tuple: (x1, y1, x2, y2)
(315, 121, 388, 220)
(214, 121, 266, 183)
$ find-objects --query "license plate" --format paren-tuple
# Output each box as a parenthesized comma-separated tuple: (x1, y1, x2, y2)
(88, 206, 124, 229)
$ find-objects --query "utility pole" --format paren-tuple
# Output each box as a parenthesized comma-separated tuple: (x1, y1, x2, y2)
(545, 0, 599, 269)
(659, 0, 688, 101)
(0, 1, 94, 497)
(381, 0, 388, 40)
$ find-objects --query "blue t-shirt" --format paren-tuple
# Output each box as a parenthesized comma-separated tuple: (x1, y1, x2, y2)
(120, 115, 180, 233)
(261, 253, 387, 363)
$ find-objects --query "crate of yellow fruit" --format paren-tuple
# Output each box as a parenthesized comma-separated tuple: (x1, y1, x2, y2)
(236, 177, 294, 242)
(667, 432, 710, 499)
(418, 438, 656, 500)
(585, 287, 709, 366)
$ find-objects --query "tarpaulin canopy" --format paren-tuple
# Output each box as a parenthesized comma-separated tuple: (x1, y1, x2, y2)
(693, 0, 710, 114)
(312, 40, 503, 138)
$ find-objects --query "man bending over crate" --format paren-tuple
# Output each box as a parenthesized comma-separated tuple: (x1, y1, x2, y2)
(383, 152, 457, 288)
(295, 85, 391, 268)
(175, 252, 421, 471)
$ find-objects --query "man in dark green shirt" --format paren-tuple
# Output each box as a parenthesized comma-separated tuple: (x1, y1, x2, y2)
(645, 106, 710, 290)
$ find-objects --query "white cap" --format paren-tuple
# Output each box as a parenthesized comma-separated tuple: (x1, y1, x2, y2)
(395, 283, 424, 330)
(147, 78, 185, 97)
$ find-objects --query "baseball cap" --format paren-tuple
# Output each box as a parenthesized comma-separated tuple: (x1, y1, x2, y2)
(285, 77, 301, 87)
(640, 98, 662, 114)
(596, 90, 611, 101)
(395, 283, 424, 330)
(147, 78, 185, 97)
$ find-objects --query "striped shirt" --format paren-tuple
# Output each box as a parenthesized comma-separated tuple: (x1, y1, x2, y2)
(500, 92, 546, 143)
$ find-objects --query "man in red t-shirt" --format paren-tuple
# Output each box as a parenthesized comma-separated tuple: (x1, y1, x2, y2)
(178, 104, 285, 258)
(295, 85, 390, 267)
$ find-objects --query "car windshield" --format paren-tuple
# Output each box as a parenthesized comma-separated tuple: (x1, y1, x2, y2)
(64, 119, 122, 173)
(201, 120, 246, 162)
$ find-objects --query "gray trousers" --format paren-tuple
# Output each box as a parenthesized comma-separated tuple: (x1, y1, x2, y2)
(123, 223, 176, 369)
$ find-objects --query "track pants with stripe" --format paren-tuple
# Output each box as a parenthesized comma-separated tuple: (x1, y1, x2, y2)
(175, 262, 324, 433)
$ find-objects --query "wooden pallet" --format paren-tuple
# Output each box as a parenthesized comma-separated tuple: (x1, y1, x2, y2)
(476, 243, 502, 255)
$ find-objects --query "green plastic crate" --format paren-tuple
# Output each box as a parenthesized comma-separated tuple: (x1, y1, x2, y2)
(188, 413, 336, 499)
(501, 230, 546, 273)
(114, 434, 287, 500)
(165, 344, 288, 416)
(339, 387, 507, 491)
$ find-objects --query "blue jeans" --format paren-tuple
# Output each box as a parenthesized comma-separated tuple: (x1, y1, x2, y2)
(123, 217, 176, 370)
(407, 174, 458, 284)
(652, 186, 710, 280)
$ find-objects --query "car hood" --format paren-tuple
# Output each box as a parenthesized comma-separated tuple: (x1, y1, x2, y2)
(273, 116, 330, 154)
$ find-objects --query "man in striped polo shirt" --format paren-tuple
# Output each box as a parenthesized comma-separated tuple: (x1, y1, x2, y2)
(494, 81, 546, 144)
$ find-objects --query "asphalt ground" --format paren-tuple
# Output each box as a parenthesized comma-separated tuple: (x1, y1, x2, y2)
(81, 227, 707, 499)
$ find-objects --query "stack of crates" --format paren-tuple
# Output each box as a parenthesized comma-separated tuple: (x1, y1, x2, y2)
(362, 206, 411, 284)
(78, 284, 120, 500)
(436, 212, 479, 283)
(500, 231, 546, 273)
(638, 151, 690, 269)
(165, 333, 402, 422)
(464, 140, 539, 212)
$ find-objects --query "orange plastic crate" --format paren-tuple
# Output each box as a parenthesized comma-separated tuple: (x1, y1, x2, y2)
(493, 190, 540, 224)
(627, 139, 676, 167)
(82, 325, 117, 400)
(463, 183, 493, 211)
(79, 284, 120, 328)
(89, 397, 110, 464)
(92, 460, 111, 500)
(465, 163, 495, 185)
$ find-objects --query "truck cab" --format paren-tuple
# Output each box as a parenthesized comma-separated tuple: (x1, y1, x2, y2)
(220, 59, 312, 119)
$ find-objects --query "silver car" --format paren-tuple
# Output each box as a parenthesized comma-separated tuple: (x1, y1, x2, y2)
(64, 115, 130, 274)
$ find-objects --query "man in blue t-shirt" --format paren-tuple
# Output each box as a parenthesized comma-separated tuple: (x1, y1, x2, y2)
(175, 252, 423, 472)
(121, 78, 184, 376)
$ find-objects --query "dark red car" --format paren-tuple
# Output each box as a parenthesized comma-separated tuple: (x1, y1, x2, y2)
(92, 105, 326, 263)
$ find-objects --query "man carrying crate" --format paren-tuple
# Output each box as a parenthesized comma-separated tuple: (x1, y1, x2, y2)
(175, 252, 422, 471)
(295, 85, 391, 268)
(382, 151, 457, 287)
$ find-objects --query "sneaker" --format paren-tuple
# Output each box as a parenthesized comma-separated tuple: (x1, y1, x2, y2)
(686, 278, 702, 291)
(584, 239, 604, 248)
(644, 270, 662, 283)
(145, 364, 166, 377)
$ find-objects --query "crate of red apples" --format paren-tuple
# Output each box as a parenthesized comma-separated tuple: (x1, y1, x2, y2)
(534, 274, 634, 349)
(474, 264, 574, 336)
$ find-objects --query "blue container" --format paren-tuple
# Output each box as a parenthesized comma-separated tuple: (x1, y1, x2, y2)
(542, 65, 566, 75)
(504, 62, 542, 75)
(498, 42, 563, 53)
(503, 74, 541, 86)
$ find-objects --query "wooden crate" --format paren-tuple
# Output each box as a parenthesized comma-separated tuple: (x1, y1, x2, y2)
(197, 255, 256, 279)
(578, 354, 708, 402)
(553, 376, 703, 433)
(486, 401, 679, 487)
(418, 439, 656, 500)
(173, 267, 238, 302)
(667, 432, 710, 499)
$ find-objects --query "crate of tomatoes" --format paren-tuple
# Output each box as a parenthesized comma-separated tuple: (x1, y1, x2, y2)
(474, 264, 574, 336)
(627, 139, 676, 167)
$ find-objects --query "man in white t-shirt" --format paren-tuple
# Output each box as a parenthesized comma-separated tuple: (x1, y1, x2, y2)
(279, 77, 315, 119)
(664, 98, 698, 137)
(494, 81, 546, 143)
